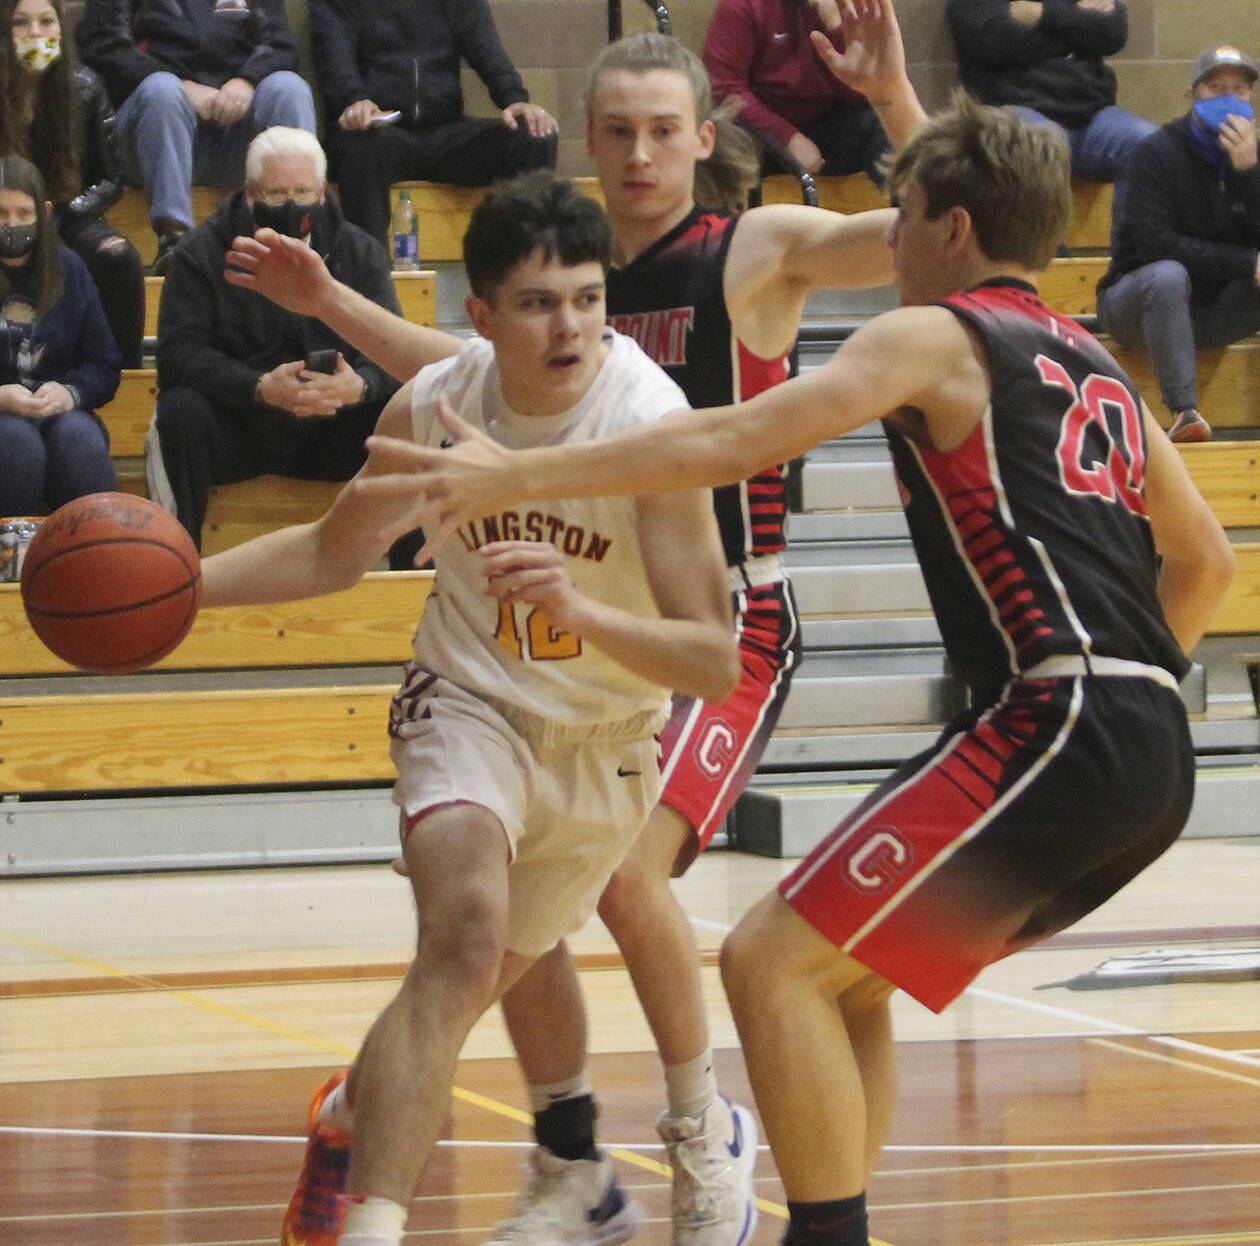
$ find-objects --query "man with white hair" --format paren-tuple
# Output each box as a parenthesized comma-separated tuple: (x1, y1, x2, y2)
(149, 125, 401, 551)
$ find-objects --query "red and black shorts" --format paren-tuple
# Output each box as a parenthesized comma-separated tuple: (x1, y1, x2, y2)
(660, 569, 800, 875)
(780, 668, 1194, 1012)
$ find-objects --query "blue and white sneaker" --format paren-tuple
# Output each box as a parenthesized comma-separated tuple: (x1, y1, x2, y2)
(484, 1146, 641, 1246)
(657, 1096, 758, 1246)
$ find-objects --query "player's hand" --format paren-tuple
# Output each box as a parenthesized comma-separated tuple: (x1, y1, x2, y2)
(503, 101, 558, 138)
(480, 539, 586, 630)
(1008, 0, 1042, 24)
(226, 229, 337, 317)
(183, 79, 220, 121)
(0, 382, 43, 417)
(210, 77, 255, 126)
(809, 0, 908, 101)
(297, 354, 365, 412)
(339, 99, 384, 131)
(1219, 112, 1258, 171)
(361, 394, 514, 560)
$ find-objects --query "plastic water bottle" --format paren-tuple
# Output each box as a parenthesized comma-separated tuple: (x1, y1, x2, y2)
(392, 189, 419, 272)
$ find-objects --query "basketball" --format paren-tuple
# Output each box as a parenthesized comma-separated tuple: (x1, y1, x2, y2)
(20, 492, 202, 674)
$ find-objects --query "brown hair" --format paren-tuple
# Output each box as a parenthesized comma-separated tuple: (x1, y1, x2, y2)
(0, 0, 82, 205)
(888, 91, 1071, 272)
(0, 154, 63, 315)
(585, 32, 759, 212)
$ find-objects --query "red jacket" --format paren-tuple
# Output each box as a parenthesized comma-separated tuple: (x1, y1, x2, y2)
(702, 0, 868, 147)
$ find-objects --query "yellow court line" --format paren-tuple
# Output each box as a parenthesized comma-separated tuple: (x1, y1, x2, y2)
(5, 934, 807, 1225)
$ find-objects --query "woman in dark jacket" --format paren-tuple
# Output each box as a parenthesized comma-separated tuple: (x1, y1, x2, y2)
(0, 154, 121, 516)
(2, 0, 144, 364)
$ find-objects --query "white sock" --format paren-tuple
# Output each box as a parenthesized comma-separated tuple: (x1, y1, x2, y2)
(528, 1072, 592, 1115)
(342, 1195, 407, 1245)
(663, 1051, 717, 1121)
(317, 1078, 355, 1135)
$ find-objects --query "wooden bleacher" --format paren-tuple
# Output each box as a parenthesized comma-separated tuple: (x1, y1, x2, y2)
(0, 571, 432, 794)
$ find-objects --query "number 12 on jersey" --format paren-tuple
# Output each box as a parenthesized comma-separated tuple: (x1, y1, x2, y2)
(496, 601, 582, 661)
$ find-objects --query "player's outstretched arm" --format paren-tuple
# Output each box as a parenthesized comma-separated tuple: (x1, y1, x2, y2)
(481, 485, 737, 704)
(1141, 403, 1235, 652)
(200, 387, 422, 606)
(812, 0, 927, 150)
(225, 229, 463, 382)
(366, 307, 966, 557)
(723, 0, 926, 352)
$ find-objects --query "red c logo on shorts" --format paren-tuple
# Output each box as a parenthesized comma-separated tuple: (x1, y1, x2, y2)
(694, 721, 737, 779)
(845, 827, 912, 891)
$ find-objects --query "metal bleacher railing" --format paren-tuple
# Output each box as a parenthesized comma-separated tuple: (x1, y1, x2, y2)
(608, 0, 671, 41)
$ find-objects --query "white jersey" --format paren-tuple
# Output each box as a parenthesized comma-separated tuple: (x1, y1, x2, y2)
(406, 329, 689, 729)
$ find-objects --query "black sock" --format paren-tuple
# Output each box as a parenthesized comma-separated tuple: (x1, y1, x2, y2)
(534, 1093, 599, 1162)
(785, 1193, 869, 1246)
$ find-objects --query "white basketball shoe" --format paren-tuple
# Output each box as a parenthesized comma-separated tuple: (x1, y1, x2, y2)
(484, 1146, 642, 1246)
(657, 1096, 759, 1246)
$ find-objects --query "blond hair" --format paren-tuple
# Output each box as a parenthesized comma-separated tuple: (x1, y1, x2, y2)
(888, 92, 1071, 272)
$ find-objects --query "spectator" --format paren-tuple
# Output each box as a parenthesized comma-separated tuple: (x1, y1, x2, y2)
(307, 0, 558, 248)
(2, 0, 145, 366)
(1097, 44, 1260, 444)
(703, 0, 890, 183)
(148, 127, 400, 551)
(0, 154, 119, 517)
(75, 0, 316, 270)
(946, 0, 1154, 223)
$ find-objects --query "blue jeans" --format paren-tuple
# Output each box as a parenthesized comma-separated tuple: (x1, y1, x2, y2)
(1013, 104, 1156, 230)
(116, 70, 317, 231)
(0, 408, 116, 515)
(1097, 260, 1260, 414)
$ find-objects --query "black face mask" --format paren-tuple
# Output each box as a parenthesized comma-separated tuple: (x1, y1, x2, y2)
(252, 197, 320, 238)
(0, 222, 39, 260)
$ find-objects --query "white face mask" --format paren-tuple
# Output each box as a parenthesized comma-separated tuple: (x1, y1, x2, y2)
(13, 34, 61, 73)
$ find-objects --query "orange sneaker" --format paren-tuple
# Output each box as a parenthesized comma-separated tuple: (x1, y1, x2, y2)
(280, 1071, 353, 1246)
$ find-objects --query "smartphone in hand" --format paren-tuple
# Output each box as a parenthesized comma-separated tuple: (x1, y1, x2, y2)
(304, 349, 339, 374)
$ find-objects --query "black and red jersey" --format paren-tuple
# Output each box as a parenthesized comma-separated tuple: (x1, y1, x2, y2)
(887, 279, 1189, 709)
(606, 208, 790, 566)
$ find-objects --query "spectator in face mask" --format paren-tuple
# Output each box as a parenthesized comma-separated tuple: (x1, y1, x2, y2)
(0, 154, 120, 518)
(1, 0, 145, 366)
(1097, 43, 1260, 443)
(149, 126, 400, 550)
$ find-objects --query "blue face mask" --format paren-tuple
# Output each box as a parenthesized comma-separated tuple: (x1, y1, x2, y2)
(1194, 93, 1254, 133)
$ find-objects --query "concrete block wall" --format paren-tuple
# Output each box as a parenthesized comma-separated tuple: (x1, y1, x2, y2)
(59, 1, 1260, 178)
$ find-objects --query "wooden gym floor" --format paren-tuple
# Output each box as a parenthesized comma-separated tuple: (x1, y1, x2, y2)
(2, 836, 1258, 1246)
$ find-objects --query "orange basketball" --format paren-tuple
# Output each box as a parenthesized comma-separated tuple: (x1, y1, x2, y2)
(20, 492, 202, 674)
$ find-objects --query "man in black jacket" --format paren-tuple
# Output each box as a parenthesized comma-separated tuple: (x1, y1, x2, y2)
(1098, 44, 1260, 443)
(308, 0, 558, 248)
(148, 126, 401, 550)
(75, 0, 316, 267)
(946, 0, 1152, 222)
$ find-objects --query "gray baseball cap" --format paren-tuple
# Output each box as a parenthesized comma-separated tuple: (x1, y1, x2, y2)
(1191, 45, 1259, 88)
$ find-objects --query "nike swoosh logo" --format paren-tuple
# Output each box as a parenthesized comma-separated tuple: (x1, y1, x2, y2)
(726, 1108, 743, 1158)
(616, 766, 642, 777)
